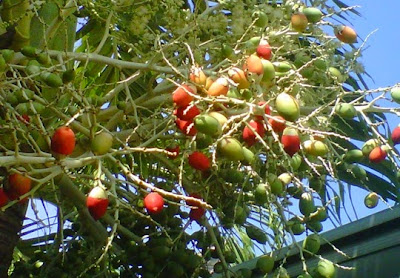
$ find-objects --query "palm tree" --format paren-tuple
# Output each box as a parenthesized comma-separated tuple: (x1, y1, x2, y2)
(0, 0, 398, 277)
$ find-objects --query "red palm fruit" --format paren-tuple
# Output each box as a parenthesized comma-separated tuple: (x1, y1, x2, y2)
(228, 67, 250, 89)
(243, 120, 265, 146)
(190, 67, 207, 87)
(86, 186, 109, 220)
(18, 114, 30, 124)
(187, 193, 206, 220)
(51, 126, 76, 155)
(144, 192, 164, 214)
(172, 84, 196, 107)
(166, 145, 180, 159)
(335, 25, 357, 44)
(175, 104, 200, 121)
(0, 188, 8, 207)
(256, 39, 272, 60)
(175, 118, 197, 136)
(207, 77, 229, 96)
(369, 146, 387, 163)
(281, 128, 300, 157)
(5, 173, 32, 200)
(188, 151, 210, 171)
(189, 207, 206, 221)
(255, 101, 271, 121)
(268, 116, 286, 133)
(243, 55, 264, 76)
(392, 126, 400, 145)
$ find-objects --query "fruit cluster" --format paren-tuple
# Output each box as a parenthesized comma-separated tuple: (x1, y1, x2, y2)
(0, 1, 398, 277)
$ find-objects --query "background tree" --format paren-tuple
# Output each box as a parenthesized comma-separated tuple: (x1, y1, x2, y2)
(0, 0, 399, 277)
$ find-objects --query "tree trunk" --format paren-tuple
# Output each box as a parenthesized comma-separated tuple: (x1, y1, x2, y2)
(0, 203, 27, 277)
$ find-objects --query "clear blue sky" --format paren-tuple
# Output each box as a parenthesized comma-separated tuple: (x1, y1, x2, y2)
(23, 1, 400, 239)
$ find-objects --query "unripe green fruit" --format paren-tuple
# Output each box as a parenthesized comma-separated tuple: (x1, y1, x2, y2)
(335, 103, 356, 119)
(237, 268, 252, 278)
(218, 137, 245, 161)
(391, 87, 400, 104)
(273, 61, 292, 72)
(256, 255, 274, 274)
(1, 49, 14, 62)
(36, 53, 51, 65)
(314, 58, 328, 71)
(343, 149, 363, 163)
(253, 11, 268, 27)
(213, 262, 224, 273)
(364, 192, 379, 208)
(328, 67, 343, 82)
(312, 206, 328, 222)
(299, 192, 316, 216)
(361, 139, 378, 156)
(91, 132, 113, 155)
(242, 147, 255, 164)
(349, 164, 366, 180)
(275, 92, 300, 122)
(261, 59, 275, 82)
(16, 103, 29, 115)
(274, 267, 290, 278)
(316, 259, 336, 278)
(246, 225, 267, 244)
(40, 72, 63, 88)
(194, 114, 221, 136)
(196, 134, 213, 149)
(0, 55, 6, 72)
(254, 183, 269, 205)
(208, 111, 227, 127)
(21, 46, 37, 57)
(269, 176, 284, 195)
(221, 43, 234, 58)
(307, 220, 323, 232)
(303, 234, 321, 254)
(234, 206, 247, 225)
(62, 69, 76, 84)
(303, 7, 323, 23)
(290, 154, 302, 170)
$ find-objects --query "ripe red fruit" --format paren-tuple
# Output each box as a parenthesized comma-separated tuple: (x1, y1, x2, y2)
(243, 120, 265, 146)
(175, 118, 197, 136)
(0, 188, 9, 207)
(281, 128, 300, 157)
(172, 84, 196, 107)
(189, 207, 206, 221)
(187, 193, 206, 221)
(175, 104, 200, 121)
(188, 151, 211, 171)
(335, 25, 357, 44)
(5, 173, 31, 200)
(392, 126, 400, 145)
(166, 145, 180, 159)
(86, 186, 109, 220)
(51, 126, 76, 155)
(256, 40, 272, 60)
(268, 116, 286, 133)
(255, 101, 271, 121)
(369, 146, 387, 163)
(243, 55, 264, 76)
(18, 114, 30, 124)
(144, 192, 164, 214)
